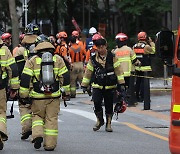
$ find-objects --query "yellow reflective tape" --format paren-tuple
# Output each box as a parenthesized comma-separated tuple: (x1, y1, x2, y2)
(0, 49, 5, 55)
(82, 77, 90, 84)
(173, 105, 180, 113)
(58, 66, 68, 76)
(24, 50, 28, 57)
(36, 58, 42, 64)
(23, 67, 34, 76)
(21, 114, 32, 123)
(53, 56, 56, 62)
(0, 117, 6, 124)
(87, 63, 94, 71)
(172, 30, 178, 35)
(114, 61, 120, 68)
(92, 83, 103, 89)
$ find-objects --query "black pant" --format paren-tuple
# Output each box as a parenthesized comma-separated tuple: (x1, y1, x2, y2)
(135, 71, 144, 100)
(92, 88, 114, 114)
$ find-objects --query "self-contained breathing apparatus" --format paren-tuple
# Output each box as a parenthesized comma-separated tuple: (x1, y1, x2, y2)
(133, 42, 151, 67)
(90, 51, 117, 86)
(39, 52, 55, 94)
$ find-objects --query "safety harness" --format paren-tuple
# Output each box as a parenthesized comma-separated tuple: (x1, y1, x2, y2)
(90, 51, 117, 86)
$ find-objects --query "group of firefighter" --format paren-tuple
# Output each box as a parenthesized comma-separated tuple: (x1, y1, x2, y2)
(0, 23, 155, 151)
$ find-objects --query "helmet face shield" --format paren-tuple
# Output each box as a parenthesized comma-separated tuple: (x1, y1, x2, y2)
(25, 23, 40, 35)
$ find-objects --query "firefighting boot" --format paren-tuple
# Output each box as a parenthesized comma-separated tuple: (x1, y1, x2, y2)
(21, 130, 32, 140)
(32, 137, 43, 149)
(93, 110, 104, 131)
(0, 134, 4, 150)
(105, 114, 113, 132)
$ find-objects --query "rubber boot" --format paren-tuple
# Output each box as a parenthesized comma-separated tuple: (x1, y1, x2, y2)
(93, 110, 104, 131)
(105, 114, 113, 132)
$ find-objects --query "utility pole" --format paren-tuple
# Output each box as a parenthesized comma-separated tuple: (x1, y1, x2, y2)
(88, 0, 91, 28)
(83, 0, 85, 29)
(23, 0, 28, 27)
(172, 0, 180, 32)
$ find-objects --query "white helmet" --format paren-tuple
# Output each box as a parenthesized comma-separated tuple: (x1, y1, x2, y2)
(89, 27, 97, 35)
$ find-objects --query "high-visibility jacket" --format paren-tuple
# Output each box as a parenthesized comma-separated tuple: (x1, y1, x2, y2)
(69, 43, 86, 63)
(82, 51, 125, 89)
(0, 46, 19, 90)
(54, 41, 68, 57)
(85, 45, 97, 64)
(112, 45, 137, 77)
(133, 41, 155, 72)
(19, 54, 69, 99)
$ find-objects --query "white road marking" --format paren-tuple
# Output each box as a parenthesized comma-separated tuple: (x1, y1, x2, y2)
(61, 108, 117, 123)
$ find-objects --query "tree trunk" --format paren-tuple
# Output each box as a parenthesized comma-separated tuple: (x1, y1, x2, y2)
(8, 0, 19, 49)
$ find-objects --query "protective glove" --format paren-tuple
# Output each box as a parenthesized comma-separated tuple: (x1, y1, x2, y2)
(81, 86, 88, 94)
(60, 88, 66, 99)
(19, 97, 32, 105)
(117, 84, 126, 99)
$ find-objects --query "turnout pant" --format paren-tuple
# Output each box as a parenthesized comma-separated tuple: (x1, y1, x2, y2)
(70, 62, 84, 97)
(18, 102, 32, 135)
(0, 89, 8, 141)
(31, 98, 60, 150)
(93, 88, 114, 114)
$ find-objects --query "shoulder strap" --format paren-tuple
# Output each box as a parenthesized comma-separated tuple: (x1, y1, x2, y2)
(90, 52, 103, 69)
(105, 51, 114, 68)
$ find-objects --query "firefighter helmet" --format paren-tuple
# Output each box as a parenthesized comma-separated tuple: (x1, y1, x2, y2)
(19, 34, 25, 41)
(82, 28, 89, 36)
(1, 33, 11, 40)
(34, 34, 54, 51)
(114, 101, 127, 114)
(89, 27, 97, 35)
(92, 34, 103, 41)
(57, 31, 67, 38)
(72, 30, 79, 37)
(137, 31, 147, 40)
(25, 23, 40, 35)
(115, 33, 128, 41)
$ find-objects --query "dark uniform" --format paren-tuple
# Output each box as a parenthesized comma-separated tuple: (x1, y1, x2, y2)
(133, 32, 155, 102)
(82, 38, 125, 132)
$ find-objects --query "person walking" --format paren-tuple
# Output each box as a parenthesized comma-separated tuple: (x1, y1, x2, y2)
(81, 36, 125, 132)
(19, 34, 69, 151)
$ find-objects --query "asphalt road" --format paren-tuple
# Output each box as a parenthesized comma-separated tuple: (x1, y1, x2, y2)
(3, 90, 171, 154)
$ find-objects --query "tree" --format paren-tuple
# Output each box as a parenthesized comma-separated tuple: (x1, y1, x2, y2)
(8, 0, 19, 48)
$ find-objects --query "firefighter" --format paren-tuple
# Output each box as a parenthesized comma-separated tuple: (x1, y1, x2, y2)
(19, 34, 69, 151)
(12, 33, 25, 57)
(54, 31, 71, 101)
(0, 39, 19, 150)
(133, 31, 155, 102)
(81, 36, 125, 132)
(69, 36, 86, 98)
(14, 23, 40, 140)
(86, 27, 97, 50)
(1, 33, 12, 51)
(85, 34, 100, 65)
(113, 33, 140, 88)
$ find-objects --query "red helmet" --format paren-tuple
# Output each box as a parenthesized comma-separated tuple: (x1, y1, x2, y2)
(1, 33, 11, 40)
(137, 31, 147, 40)
(72, 30, 79, 37)
(19, 34, 25, 41)
(92, 34, 103, 41)
(115, 33, 128, 41)
(114, 101, 127, 114)
(57, 31, 67, 38)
